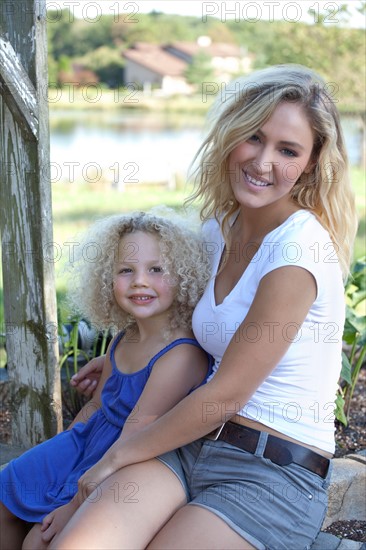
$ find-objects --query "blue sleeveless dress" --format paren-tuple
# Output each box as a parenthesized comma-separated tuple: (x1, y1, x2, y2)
(0, 332, 212, 522)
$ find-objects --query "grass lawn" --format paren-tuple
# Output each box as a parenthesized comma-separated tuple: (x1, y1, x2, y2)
(48, 88, 213, 115)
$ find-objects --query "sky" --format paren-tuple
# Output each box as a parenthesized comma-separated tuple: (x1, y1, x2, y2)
(46, 0, 365, 28)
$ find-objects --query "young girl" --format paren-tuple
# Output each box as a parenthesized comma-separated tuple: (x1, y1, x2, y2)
(51, 64, 358, 550)
(0, 211, 213, 549)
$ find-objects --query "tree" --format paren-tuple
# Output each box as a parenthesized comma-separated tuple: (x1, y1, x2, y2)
(47, 9, 79, 58)
(45, 6, 365, 107)
(78, 47, 125, 88)
(185, 51, 215, 88)
(71, 16, 115, 56)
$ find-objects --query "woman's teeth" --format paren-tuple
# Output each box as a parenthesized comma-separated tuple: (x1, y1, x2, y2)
(244, 171, 272, 187)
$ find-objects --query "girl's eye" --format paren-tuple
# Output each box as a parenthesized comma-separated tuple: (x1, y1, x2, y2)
(119, 268, 132, 274)
(150, 266, 163, 273)
(248, 134, 260, 143)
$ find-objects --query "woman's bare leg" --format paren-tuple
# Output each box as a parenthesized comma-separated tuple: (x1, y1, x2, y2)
(148, 504, 256, 550)
(50, 459, 186, 550)
(0, 502, 29, 550)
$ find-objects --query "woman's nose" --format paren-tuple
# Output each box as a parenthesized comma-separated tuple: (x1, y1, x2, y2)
(252, 146, 276, 177)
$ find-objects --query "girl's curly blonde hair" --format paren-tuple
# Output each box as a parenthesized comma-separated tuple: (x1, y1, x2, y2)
(66, 210, 210, 333)
(187, 64, 358, 278)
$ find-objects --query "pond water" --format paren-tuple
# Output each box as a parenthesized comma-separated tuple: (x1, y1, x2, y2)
(50, 110, 206, 187)
(50, 109, 364, 187)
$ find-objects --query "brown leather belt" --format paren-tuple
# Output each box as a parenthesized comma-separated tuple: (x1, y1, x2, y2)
(205, 421, 330, 479)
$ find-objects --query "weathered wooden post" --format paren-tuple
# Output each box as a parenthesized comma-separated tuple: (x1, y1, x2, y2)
(0, 0, 62, 446)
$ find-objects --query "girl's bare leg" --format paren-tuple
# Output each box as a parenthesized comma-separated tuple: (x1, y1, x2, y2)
(50, 459, 187, 550)
(22, 524, 48, 550)
(0, 502, 29, 550)
(148, 504, 256, 550)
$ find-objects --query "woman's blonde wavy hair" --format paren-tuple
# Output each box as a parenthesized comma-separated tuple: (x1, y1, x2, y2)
(187, 64, 358, 278)
(67, 211, 210, 333)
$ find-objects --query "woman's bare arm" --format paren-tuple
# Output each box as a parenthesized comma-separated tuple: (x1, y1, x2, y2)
(69, 355, 105, 398)
(78, 265, 316, 493)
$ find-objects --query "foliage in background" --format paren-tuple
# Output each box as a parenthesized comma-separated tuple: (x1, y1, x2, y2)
(185, 51, 215, 87)
(45, 3, 366, 110)
(78, 46, 125, 88)
(335, 257, 366, 425)
(58, 313, 110, 418)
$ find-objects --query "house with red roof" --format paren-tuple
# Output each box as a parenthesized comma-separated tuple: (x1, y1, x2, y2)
(165, 38, 252, 81)
(123, 37, 252, 95)
(123, 42, 192, 95)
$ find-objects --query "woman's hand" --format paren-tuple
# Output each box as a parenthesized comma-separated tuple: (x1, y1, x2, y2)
(77, 458, 115, 501)
(70, 355, 105, 397)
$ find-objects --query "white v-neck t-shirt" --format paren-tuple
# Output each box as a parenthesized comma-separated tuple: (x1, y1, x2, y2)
(192, 210, 345, 453)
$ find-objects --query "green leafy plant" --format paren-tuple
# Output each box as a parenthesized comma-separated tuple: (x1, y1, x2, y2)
(58, 313, 110, 419)
(335, 257, 366, 426)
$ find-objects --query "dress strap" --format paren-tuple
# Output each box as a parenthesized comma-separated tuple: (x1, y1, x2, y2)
(110, 334, 213, 380)
(109, 331, 125, 371)
(147, 338, 214, 383)
(147, 338, 200, 367)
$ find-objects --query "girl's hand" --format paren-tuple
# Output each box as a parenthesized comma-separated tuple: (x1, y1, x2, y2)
(70, 355, 105, 397)
(41, 499, 79, 543)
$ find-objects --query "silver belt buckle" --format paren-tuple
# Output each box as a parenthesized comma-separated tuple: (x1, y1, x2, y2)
(205, 423, 225, 441)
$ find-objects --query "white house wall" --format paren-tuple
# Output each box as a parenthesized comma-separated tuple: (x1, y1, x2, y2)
(161, 75, 193, 95)
(124, 60, 163, 88)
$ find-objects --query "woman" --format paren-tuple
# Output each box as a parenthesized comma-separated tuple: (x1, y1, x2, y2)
(51, 64, 357, 550)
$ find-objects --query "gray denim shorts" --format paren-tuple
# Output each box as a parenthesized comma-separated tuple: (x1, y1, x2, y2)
(157, 431, 333, 550)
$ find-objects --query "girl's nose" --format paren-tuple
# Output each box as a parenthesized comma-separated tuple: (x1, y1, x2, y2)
(131, 270, 148, 287)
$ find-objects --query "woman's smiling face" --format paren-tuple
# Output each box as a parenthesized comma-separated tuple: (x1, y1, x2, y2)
(228, 101, 315, 212)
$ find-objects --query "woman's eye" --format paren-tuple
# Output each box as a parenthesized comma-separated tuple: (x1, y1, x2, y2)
(281, 148, 297, 157)
(248, 134, 260, 143)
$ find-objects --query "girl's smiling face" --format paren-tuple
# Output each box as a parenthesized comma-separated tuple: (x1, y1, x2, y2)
(113, 231, 176, 323)
(228, 101, 315, 212)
